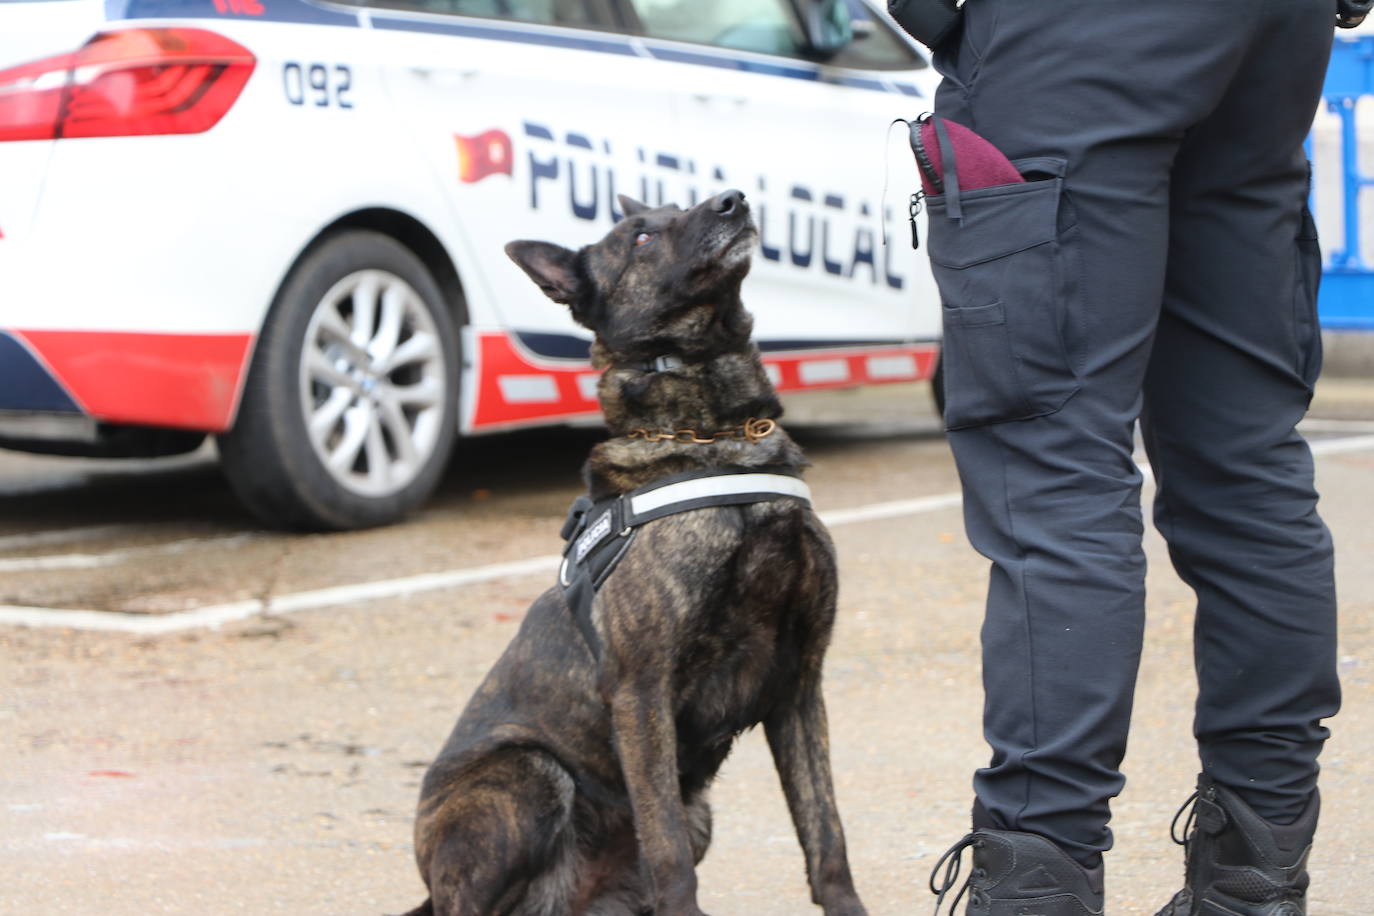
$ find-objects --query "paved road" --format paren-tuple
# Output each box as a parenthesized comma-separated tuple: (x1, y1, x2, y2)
(1, 381, 1371, 915)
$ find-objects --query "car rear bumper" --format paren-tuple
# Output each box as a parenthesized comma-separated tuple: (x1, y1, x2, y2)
(0, 328, 252, 431)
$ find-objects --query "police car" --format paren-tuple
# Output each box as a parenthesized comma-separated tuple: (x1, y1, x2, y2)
(0, 0, 942, 529)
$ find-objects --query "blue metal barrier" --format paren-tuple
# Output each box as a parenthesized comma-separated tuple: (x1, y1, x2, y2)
(1319, 37, 1374, 330)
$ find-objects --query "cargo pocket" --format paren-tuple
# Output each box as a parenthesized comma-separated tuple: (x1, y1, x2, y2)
(927, 158, 1081, 430)
(1293, 204, 1323, 390)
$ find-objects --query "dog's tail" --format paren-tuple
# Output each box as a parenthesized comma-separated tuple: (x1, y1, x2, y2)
(389, 899, 433, 916)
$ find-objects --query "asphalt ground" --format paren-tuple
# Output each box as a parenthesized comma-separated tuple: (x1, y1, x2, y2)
(1, 378, 1372, 915)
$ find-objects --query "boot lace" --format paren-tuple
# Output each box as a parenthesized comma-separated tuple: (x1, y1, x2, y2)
(1170, 790, 1199, 850)
(1168, 788, 1200, 890)
(929, 833, 986, 915)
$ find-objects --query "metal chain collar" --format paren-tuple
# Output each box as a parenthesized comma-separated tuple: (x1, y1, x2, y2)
(625, 417, 777, 444)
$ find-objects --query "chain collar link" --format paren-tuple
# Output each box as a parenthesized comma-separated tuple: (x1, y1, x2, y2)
(625, 417, 777, 444)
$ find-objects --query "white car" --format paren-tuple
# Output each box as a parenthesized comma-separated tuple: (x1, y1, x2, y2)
(0, 0, 942, 529)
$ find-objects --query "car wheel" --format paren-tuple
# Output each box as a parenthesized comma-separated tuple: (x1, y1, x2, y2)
(218, 231, 460, 531)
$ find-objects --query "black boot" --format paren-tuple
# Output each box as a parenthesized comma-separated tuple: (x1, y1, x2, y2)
(931, 828, 1105, 915)
(1156, 774, 1318, 916)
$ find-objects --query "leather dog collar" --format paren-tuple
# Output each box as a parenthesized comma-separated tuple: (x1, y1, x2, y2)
(621, 354, 685, 373)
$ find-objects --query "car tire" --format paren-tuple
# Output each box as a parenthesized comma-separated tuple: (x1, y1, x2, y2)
(218, 231, 460, 531)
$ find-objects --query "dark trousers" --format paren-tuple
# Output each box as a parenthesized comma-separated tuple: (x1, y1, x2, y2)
(929, 0, 1342, 864)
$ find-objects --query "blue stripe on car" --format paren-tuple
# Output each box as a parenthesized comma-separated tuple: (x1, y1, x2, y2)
(513, 331, 937, 362)
(0, 333, 82, 414)
(640, 46, 893, 93)
(828, 75, 888, 92)
(643, 45, 820, 81)
(105, 1, 916, 95)
(515, 331, 593, 361)
(370, 14, 639, 55)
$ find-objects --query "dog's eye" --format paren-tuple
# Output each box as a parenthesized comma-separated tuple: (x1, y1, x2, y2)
(634, 232, 655, 247)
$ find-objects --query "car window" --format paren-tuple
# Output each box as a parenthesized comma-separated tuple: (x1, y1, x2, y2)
(354, 0, 596, 26)
(624, 0, 809, 58)
(830, 0, 927, 70)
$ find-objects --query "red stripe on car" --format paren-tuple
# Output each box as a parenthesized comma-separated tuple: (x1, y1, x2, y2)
(469, 331, 601, 430)
(15, 330, 254, 431)
(466, 331, 939, 431)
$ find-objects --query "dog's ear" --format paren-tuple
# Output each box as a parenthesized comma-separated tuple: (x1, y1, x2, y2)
(617, 195, 651, 219)
(505, 240, 582, 305)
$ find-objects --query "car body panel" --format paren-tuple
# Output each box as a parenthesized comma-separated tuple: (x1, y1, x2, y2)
(0, 0, 942, 437)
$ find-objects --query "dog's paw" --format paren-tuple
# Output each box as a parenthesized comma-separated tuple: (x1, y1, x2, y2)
(657, 906, 710, 916)
(820, 899, 868, 916)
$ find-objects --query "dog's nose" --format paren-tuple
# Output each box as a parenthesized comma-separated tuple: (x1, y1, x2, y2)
(712, 189, 747, 217)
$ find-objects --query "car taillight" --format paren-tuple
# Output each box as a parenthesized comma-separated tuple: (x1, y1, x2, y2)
(0, 28, 255, 141)
(0, 51, 74, 141)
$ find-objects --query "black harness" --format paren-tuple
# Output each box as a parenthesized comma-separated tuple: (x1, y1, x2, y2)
(558, 467, 812, 657)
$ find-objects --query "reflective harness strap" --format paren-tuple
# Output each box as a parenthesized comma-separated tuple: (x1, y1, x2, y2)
(558, 469, 812, 658)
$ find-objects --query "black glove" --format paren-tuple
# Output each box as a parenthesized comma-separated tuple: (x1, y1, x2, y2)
(1338, 0, 1371, 27)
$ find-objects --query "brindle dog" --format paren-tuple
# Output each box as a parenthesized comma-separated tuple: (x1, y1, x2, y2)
(401, 190, 866, 916)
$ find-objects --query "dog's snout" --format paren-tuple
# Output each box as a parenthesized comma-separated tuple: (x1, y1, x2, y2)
(712, 189, 747, 217)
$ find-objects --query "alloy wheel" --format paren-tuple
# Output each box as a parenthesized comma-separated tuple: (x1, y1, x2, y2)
(298, 268, 447, 498)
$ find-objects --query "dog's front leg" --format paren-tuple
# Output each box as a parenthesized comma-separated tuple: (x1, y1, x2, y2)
(606, 672, 709, 916)
(765, 676, 867, 916)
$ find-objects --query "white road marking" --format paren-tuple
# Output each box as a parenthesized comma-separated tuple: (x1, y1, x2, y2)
(0, 534, 257, 573)
(1307, 433, 1374, 457)
(0, 524, 141, 552)
(0, 556, 563, 635)
(0, 433, 1370, 635)
(1298, 418, 1374, 434)
(6, 834, 264, 852)
(819, 493, 963, 526)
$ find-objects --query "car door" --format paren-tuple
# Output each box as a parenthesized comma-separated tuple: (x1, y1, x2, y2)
(610, 0, 941, 360)
(363, 0, 688, 334)
(359, 0, 720, 428)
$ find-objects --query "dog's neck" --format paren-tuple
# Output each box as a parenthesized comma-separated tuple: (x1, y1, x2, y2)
(582, 340, 806, 498)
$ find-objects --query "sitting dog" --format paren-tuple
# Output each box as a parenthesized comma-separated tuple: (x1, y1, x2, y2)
(401, 190, 867, 916)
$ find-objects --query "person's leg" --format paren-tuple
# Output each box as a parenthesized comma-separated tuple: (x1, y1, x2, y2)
(929, 0, 1253, 869)
(1141, 0, 1339, 822)
(1140, 2, 1339, 912)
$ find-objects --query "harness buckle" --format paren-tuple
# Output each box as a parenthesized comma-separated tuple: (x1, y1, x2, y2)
(560, 494, 595, 541)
